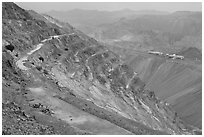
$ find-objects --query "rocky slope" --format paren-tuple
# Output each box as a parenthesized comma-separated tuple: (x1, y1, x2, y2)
(108, 44, 202, 129)
(2, 2, 201, 135)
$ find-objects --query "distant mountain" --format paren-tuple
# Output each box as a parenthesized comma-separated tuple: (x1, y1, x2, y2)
(97, 11, 201, 37)
(46, 9, 201, 53)
(46, 9, 169, 34)
(90, 11, 202, 52)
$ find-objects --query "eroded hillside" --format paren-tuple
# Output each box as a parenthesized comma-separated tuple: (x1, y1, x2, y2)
(2, 2, 201, 135)
(108, 44, 202, 129)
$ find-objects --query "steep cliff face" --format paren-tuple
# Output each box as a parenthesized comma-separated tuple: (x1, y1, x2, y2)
(2, 2, 201, 135)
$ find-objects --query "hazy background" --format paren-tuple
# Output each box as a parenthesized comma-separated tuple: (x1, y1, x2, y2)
(16, 2, 201, 13)
(16, 2, 202, 55)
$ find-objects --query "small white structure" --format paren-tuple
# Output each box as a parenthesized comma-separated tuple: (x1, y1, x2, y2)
(174, 55, 184, 60)
(148, 50, 163, 55)
(166, 53, 184, 60)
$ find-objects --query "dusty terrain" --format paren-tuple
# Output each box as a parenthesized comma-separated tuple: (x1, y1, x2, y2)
(108, 45, 202, 128)
(2, 2, 202, 135)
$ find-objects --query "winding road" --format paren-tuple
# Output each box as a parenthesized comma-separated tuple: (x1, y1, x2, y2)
(16, 33, 75, 70)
